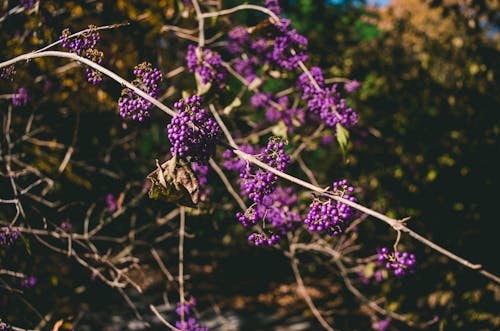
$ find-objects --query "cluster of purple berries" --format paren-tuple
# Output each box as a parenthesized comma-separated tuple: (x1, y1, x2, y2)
(118, 62, 162, 122)
(252, 93, 305, 132)
(239, 137, 289, 205)
(268, 18, 308, 70)
(0, 227, 19, 247)
(248, 232, 280, 246)
(60, 26, 103, 84)
(12, 87, 28, 106)
(20, 276, 37, 288)
(192, 162, 211, 198)
(377, 247, 416, 276)
(173, 296, 208, 331)
(265, 0, 282, 15)
(222, 145, 262, 173)
(20, 0, 35, 10)
(234, 139, 293, 246)
(297, 67, 358, 129)
(304, 180, 356, 236)
(167, 95, 221, 164)
(246, 186, 302, 246)
(0, 320, 10, 331)
(186, 44, 227, 88)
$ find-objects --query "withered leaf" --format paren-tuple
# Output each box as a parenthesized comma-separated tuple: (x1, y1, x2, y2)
(147, 156, 200, 207)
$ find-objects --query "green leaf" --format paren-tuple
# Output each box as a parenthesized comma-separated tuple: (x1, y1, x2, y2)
(336, 123, 349, 155)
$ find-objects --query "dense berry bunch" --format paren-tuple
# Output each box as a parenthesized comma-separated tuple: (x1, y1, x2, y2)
(173, 296, 208, 331)
(118, 62, 162, 122)
(377, 247, 416, 276)
(167, 95, 221, 163)
(186, 45, 227, 88)
(12, 87, 28, 106)
(298, 67, 358, 129)
(239, 137, 289, 204)
(60, 26, 103, 84)
(0, 227, 19, 247)
(304, 180, 356, 235)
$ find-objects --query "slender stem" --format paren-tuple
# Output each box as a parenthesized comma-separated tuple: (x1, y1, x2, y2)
(289, 250, 335, 331)
(0, 51, 176, 117)
(179, 206, 186, 324)
(34, 23, 129, 53)
(150, 304, 181, 331)
(200, 4, 280, 23)
(191, 0, 205, 47)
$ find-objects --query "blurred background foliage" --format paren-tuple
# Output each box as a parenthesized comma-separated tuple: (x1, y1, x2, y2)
(1, 0, 499, 330)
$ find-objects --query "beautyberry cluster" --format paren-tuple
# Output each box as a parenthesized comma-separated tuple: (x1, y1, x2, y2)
(167, 95, 221, 164)
(20, 0, 35, 10)
(186, 45, 227, 88)
(252, 93, 305, 132)
(12, 87, 28, 106)
(192, 162, 212, 198)
(298, 67, 358, 130)
(344, 80, 361, 93)
(0, 227, 19, 247)
(239, 137, 289, 205)
(20, 276, 37, 288)
(118, 62, 162, 122)
(268, 18, 308, 70)
(0, 319, 10, 331)
(173, 296, 208, 331)
(377, 247, 416, 276)
(60, 26, 103, 84)
(304, 180, 356, 236)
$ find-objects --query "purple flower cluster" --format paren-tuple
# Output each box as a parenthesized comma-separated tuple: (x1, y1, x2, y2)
(252, 93, 305, 132)
(20, 0, 35, 10)
(173, 296, 208, 331)
(297, 67, 358, 129)
(377, 247, 416, 276)
(304, 180, 356, 236)
(186, 45, 227, 88)
(0, 227, 19, 247)
(60, 26, 103, 84)
(12, 87, 28, 106)
(167, 95, 221, 164)
(118, 62, 162, 122)
(20, 276, 37, 288)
